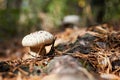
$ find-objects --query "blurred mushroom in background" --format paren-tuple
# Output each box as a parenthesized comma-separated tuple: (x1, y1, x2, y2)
(61, 15, 81, 29)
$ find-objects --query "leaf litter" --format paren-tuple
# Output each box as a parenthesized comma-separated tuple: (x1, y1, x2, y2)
(0, 23, 120, 80)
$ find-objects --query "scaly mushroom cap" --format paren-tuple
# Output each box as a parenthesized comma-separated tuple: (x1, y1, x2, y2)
(22, 31, 54, 47)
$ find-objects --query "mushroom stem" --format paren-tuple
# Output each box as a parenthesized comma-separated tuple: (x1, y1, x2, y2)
(37, 45, 46, 56)
(40, 47, 46, 56)
(30, 44, 46, 57)
(29, 46, 40, 57)
(30, 46, 41, 53)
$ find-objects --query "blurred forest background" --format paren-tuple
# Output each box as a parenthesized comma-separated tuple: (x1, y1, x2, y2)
(0, 0, 120, 39)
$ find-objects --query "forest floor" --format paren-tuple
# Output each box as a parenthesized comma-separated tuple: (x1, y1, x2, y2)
(0, 23, 120, 80)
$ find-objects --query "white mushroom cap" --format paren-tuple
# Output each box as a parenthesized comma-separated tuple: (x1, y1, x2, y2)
(22, 31, 54, 47)
(63, 15, 80, 25)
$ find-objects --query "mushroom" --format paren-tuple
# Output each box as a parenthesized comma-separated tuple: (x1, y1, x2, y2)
(62, 15, 80, 27)
(22, 30, 54, 57)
